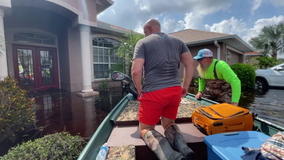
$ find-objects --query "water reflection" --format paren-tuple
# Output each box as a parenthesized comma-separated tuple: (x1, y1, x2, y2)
(248, 89, 284, 128)
(34, 90, 125, 138)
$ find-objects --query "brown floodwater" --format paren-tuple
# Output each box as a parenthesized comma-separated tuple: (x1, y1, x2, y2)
(1, 87, 283, 157)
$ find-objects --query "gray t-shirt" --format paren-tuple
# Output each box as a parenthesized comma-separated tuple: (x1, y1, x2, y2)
(133, 32, 189, 92)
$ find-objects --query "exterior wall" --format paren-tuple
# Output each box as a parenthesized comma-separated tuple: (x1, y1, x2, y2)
(0, 0, 11, 8)
(47, 0, 97, 27)
(179, 42, 245, 78)
(67, 27, 83, 92)
(227, 50, 240, 65)
(245, 55, 261, 65)
(4, 5, 72, 91)
(225, 45, 244, 65)
(58, 27, 71, 91)
(92, 80, 122, 91)
(179, 43, 225, 78)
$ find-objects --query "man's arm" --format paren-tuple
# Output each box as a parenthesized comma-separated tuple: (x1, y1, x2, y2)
(219, 62, 241, 104)
(131, 58, 144, 96)
(198, 78, 206, 93)
(180, 51, 194, 97)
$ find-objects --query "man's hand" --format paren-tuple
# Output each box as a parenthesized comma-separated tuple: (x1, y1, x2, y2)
(195, 91, 202, 99)
(230, 102, 239, 106)
(181, 88, 188, 97)
(137, 86, 142, 96)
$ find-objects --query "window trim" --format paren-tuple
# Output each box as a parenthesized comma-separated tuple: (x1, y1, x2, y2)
(93, 46, 122, 79)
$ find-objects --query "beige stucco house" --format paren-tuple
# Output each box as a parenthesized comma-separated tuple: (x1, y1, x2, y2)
(0, 0, 132, 96)
(244, 52, 262, 65)
(169, 29, 255, 77)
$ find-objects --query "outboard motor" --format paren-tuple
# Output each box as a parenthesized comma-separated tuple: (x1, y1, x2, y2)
(111, 71, 138, 99)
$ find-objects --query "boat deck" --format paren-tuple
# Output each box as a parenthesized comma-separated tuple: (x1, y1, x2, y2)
(106, 98, 208, 160)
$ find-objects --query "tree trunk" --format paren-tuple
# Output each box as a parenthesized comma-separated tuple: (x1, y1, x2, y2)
(271, 51, 277, 59)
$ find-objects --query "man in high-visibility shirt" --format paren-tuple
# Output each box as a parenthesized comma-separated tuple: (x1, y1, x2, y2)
(194, 48, 241, 106)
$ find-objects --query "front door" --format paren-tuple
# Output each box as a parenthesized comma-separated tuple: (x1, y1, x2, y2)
(13, 45, 59, 91)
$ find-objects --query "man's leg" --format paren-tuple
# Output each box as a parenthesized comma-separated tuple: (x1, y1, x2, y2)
(138, 89, 184, 160)
(162, 117, 197, 160)
(139, 122, 185, 160)
(161, 86, 197, 160)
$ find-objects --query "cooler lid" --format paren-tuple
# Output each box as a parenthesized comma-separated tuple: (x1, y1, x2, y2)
(204, 131, 270, 160)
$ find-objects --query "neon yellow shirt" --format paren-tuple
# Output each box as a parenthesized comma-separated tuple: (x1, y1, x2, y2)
(199, 59, 241, 103)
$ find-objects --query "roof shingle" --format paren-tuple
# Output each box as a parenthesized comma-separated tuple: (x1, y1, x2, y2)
(169, 29, 232, 43)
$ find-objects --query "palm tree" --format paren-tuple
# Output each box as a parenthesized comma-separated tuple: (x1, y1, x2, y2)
(249, 22, 284, 59)
(111, 31, 144, 77)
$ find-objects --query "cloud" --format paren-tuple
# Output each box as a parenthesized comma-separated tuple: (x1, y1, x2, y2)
(205, 15, 284, 43)
(98, 0, 232, 32)
(184, 12, 205, 30)
(270, 0, 284, 7)
(162, 17, 185, 33)
(251, 0, 262, 15)
(243, 15, 284, 42)
(206, 17, 247, 35)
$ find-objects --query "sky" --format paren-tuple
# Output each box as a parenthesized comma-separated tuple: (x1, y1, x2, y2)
(98, 0, 284, 58)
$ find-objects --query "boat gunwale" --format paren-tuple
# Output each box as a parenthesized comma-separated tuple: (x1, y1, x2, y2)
(77, 93, 133, 160)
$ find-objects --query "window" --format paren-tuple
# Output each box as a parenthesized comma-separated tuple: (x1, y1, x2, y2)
(93, 38, 122, 79)
(14, 32, 56, 45)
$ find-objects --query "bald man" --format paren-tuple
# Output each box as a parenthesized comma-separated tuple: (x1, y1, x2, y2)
(132, 19, 196, 160)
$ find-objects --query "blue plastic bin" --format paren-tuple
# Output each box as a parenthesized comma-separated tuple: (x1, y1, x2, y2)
(204, 131, 270, 160)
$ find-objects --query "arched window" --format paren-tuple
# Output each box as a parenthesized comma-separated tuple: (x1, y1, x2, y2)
(92, 38, 123, 79)
(14, 32, 56, 45)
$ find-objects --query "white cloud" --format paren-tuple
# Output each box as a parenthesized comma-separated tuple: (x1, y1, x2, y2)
(205, 15, 284, 43)
(98, 0, 232, 32)
(206, 17, 247, 35)
(270, 0, 284, 7)
(134, 21, 144, 34)
(162, 17, 185, 33)
(243, 15, 284, 42)
(251, 0, 262, 15)
(111, 9, 115, 15)
(184, 12, 205, 30)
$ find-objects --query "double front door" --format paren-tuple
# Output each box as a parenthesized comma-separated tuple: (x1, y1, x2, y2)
(13, 45, 59, 91)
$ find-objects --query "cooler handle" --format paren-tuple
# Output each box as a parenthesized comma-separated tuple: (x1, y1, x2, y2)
(226, 123, 244, 131)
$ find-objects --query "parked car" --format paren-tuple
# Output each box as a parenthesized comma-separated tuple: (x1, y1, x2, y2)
(255, 63, 284, 93)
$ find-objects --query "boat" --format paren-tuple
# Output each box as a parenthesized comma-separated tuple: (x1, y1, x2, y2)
(77, 72, 284, 160)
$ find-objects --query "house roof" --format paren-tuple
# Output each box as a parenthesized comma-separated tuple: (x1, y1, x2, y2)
(96, 20, 143, 36)
(169, 29, 231, 43)
(245, 52, 262, 56)
(96, 0, 114, 14)
(169, 29, 255, 53)
(97, 20, 132, 33)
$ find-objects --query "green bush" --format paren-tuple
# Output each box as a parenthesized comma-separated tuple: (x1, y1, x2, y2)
(98, 80, 109, 93)
(0, 132, 87, 160)
(253, 56, 282, 69)
(230, 63, 256, 90)
(0, 77, 38, 142)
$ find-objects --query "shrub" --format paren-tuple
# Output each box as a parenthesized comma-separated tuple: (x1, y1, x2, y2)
(0, 132, 87, 160)
(0, 77, 38, 142)
(253, 56, 282, 69)
(230, 63, 256, 90)
(98, 80, 109, 93)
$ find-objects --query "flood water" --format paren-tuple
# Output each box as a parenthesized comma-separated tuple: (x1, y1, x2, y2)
(1, 88, 283, 156)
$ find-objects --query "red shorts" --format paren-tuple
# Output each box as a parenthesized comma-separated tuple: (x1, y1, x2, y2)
(138, 86, 182, 125)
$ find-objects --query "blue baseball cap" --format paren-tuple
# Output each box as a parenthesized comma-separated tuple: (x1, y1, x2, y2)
(193, 48, 213, 59)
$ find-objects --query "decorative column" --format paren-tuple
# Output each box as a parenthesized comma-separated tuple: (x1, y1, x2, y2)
(0, 9, 8, 81)
(79, 25, 94, 93)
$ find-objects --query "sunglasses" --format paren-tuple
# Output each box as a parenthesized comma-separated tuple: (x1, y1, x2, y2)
(197, 58, 206, 62)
